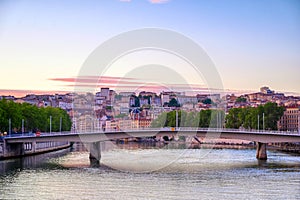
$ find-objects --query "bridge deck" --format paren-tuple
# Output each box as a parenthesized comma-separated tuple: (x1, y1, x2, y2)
(3, 129, 300, 144)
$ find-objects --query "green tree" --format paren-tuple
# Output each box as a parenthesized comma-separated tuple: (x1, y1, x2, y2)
(225, 108, 242, 129)
(115, 94, 123, 101)
(202, 98, 212, 105)
(186, 112, 199, 127)
(151, 112, 168, 128)
(130, 95, 140, 107)
(261, 102, 284, 130)
(168, 98, 180, 107)
(179, 111, 188, 127)
(198, 110, 211, 128)
(165, 110, 176, 127)
(1, 100, 23, 133)
(0, 100, 71, 133)
(151, 110, 186, 128)
(225, 102, 284, 130)
(236, 97, 247, 103)
(210, 110, 225, 128)
(44, 107, 72, 132)
(151, 109, 225, 129)
(20, 103, 40, 132)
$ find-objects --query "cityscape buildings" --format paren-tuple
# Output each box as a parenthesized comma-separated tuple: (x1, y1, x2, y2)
(1, 86, 300, 132)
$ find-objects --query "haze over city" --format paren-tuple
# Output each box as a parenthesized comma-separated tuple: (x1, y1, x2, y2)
(0, 1, 300, 200)
(0, 0, 299, 97)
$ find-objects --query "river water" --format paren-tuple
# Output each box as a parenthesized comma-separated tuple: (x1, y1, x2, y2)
(0, 143, 299, 200)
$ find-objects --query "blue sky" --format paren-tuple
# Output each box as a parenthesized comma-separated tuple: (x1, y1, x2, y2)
(0, 0, 299, 96)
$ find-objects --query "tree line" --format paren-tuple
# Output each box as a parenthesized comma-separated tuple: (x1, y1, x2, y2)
(151, 102, 284, 130)
(0, 99, 72, 133)
(225, 102, 284, 130)
(151, 109, 225, 128)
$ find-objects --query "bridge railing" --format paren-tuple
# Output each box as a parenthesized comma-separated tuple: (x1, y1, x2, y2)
(3, 127, 299, 139)
(56, 127, 300, 135)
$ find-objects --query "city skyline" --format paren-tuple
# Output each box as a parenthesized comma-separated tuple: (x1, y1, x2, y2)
(0, 79, 297, 98)
(0, 0, 299, 97)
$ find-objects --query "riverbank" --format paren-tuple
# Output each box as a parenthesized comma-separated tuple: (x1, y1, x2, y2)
(269, 143, 300, 154)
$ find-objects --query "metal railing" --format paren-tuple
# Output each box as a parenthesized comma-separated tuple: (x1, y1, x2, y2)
(3, 127, 300, 139)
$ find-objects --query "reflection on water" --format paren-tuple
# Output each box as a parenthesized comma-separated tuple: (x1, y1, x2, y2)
(0, 148, 71, 176)
(0, 142, 299, 200)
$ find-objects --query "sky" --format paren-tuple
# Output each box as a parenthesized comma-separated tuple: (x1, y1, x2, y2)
(0, 0, 299, 97)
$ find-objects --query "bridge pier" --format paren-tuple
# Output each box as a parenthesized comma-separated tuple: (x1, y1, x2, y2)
(256, 142, 267, 160)
(89, 142, 101, 167)
(1, 142, 25, 158)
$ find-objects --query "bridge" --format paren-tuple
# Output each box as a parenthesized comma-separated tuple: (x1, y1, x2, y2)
(1, 128, 300, 165)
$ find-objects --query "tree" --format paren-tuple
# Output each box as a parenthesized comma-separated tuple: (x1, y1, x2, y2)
(0, 105, 6, 132)
(225, 102, 284, 130)
(114, 94, 123, 101)
(151, 112, 168, 128)
(202, 98, 212, 105)
(20, 103, 40, 132)
(130, 95, 140, 107)
(168, 98, 180, 107)
(44, 107, 72, 132)
(151, 109, 226, 129)
(0, 100, 72, 133)
(236, 97, 247, 103)
(261, 102, 284, 130)
(225, 108, 242, 129)
(198, 110, 211, 128)
(210, 110, 225, 128)
(151, 110, 187, 127)
(165, 111, 176, 127)
(0, 100, 23, 133)
(186, 111, 199, 127)
(179, 111, 188, 127)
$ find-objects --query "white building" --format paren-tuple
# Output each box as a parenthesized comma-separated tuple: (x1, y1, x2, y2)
(100, 88, 110, 99)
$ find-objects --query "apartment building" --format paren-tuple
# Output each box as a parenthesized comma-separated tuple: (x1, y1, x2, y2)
(278, 106, 300, 131)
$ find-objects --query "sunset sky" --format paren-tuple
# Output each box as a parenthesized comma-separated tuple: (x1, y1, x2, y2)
(0, 0, 299, 97)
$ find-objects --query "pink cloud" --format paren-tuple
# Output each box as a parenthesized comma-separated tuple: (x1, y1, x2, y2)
(66, 83, 212, 93)
(0, 89, 72, 98)
(50, 76, 145, 85)
(49, 75, 214, 93)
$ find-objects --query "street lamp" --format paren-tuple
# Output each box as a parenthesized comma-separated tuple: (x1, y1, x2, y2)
(22, 119, 24, 134)
(216, 111, 219, 129)
(59, 117, 62, 133)
(298, 114, 300, 134)
(50, 115, 52, 134)
(257, 114, 260, 131)
(73, 117, 77, 133)
(263, 113, 265, 131)
(175, 110, 178, 129)
(8, 118, 11, 136)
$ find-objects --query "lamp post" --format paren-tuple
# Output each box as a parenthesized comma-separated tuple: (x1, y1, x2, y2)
(73, 117, 76, 133)
(50, 115, 52, 134)
(175, 110, 178, 130)
(8, 118, 11, 136)
(216, 111, 219, 129)
(298, 114, 300, 134)
(263, 113, 265, 131)
(59, 117, 62, 133)
(22, 119, 24, 134)
(257, 114, 260, 131)
(85, 115, 87, 133)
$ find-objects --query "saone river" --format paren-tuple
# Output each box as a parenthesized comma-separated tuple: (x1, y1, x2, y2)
(0, 142, 299, 200)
